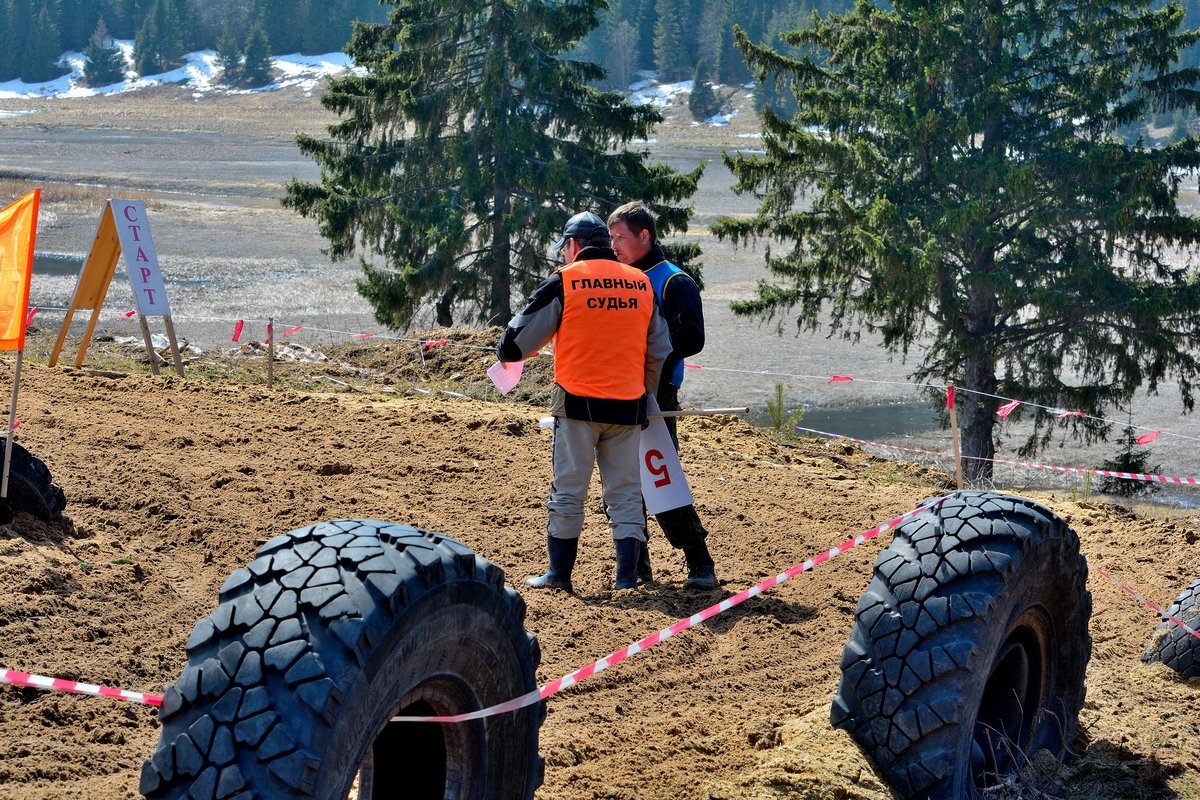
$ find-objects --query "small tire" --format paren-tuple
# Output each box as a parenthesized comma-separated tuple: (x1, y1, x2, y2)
(1, 438, 66, 522)
(831, 491, 1092, 800)
(140, 519, 544, 800)
(1141, 576, 1200, 679)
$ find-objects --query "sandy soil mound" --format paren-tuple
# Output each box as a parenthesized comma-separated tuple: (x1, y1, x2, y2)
(0, 341, 1195, 799)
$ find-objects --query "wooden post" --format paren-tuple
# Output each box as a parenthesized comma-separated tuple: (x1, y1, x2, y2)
(138, 313, 159, 376)
(266, 318, 274, 389)
(948, 383, 965, 489)
(162, 315, 184, 377)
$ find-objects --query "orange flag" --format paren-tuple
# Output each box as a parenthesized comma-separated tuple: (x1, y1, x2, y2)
(0, 190, 39, 351)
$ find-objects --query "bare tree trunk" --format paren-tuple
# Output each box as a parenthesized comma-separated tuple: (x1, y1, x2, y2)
(960, 349, 997, 486)
(960, 275, 999, 485)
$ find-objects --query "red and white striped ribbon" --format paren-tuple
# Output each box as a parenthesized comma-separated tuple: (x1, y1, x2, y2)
(796, 426, 1199, 486)
(0, 669, 163, 706)
(983, 457, 1200, 486)
(1089, 565, 1200, 642)
(390, 498, 945, 723)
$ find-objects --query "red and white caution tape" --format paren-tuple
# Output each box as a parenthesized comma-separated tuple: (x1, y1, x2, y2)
(976, 456, 1200, 486)
(794, 426, 948, 459)
(0, 668, 162, 706)
(391, 498, 945, 723)
(1089, 564, 1200, 642)
(796, 425, 1198, 486)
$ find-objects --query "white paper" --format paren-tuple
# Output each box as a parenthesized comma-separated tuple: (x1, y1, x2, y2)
(487, 360, 524, 395)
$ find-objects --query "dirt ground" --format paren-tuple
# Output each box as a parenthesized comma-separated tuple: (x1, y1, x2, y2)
(0, 330, 1194, 800)
(0, 76, 1197, 800)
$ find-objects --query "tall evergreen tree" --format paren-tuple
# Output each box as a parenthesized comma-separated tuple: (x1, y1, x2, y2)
(688, 59, 721, 120)
(0, 0, 32, 78)
(653, 0, 689, 80)
(21, 0, 62, 82)
(284, 0, 700, 328)
(133, 14, 161, 75)
(714, 0, 1200, 484)
(83, 18, 128, 86)
(241, 21, 271, 85)
(215, 25, 240, 84)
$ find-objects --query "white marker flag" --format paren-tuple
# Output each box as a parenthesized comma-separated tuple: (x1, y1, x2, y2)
(639, 414, 693, 514)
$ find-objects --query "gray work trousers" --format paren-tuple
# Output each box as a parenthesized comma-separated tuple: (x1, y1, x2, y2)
(547, 416, 646, 542)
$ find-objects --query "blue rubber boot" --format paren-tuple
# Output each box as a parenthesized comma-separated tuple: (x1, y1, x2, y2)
(636, 530, 653, 584)
(614, 537, 640, 590)
(526, 535, 578, 592)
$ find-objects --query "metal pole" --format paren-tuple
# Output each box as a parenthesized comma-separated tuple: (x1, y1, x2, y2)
(2, 349, 24, 498)
(267, 318, 274, 389)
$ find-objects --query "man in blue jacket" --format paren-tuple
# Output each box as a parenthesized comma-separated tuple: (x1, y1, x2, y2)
(608, 201, 719, 590)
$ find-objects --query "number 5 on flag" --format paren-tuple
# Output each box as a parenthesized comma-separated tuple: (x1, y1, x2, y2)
(639, 416, 693, 514)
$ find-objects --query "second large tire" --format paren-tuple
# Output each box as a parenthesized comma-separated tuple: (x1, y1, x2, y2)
(1141, 576, 1200, 679)
(140, 519, 544, 799)
(831, 491, 1092, 800)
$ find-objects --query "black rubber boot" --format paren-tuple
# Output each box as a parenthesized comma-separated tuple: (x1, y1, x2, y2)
(636, 529, 653, 584)
(682, 542, 718, 590)
(526, 535, 578, 592)
(614, 537, 640, 590)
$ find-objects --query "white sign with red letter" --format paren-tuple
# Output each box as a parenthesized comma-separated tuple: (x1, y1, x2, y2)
(111, 200, 171, 316)
(640, 416, 693, 514)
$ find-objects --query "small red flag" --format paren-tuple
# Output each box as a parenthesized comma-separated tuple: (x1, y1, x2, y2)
(283, 324, 302, 336)
(232, 320, 244, 343)
(828, 375, 853, 383)
(996, 399, 1021, 419)
(351, 332, 375, 340)
(122, 309, 136, 319)
(1136, 429, 1161, 445)
(24, 306, 36, 327)
(946, 384, 955, 410)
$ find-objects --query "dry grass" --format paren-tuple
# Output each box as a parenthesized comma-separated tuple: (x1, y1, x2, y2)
(0, 176, 165, 212)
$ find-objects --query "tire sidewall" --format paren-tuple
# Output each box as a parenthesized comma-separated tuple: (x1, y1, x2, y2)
(317, 578, 540, 798)
(952, 532, 1090, 787)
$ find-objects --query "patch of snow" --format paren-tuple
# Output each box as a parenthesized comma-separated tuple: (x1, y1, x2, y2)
(0, 40, 356, 100)
(629, 80, 692, 108)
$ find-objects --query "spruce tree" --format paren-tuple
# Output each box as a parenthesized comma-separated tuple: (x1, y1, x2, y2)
(715, 0, 1200, 484)
(1099, 412, 1162, 497)
(284, 0, 700, 328)
(215, 26, 240, 85)
(133, 14, 161, 75)
(83, 19, 128, 87)
(688, 59, 721, 121)
(653, 0, 689, 81)
(21, 0, 62, 82)
(241, 22, 271, 86)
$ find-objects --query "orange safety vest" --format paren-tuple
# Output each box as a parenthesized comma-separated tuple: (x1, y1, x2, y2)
(554, 258, 655, 400)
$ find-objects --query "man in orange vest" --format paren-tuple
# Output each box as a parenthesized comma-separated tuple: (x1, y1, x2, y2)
(497, 212, 672, 591)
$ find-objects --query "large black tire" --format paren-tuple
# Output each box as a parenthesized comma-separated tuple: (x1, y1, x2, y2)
(140, 519, 544, 799)
(831, 491, 1092, 799)
(1, 438, 66, 522)
(1141, 576, 1200, 679)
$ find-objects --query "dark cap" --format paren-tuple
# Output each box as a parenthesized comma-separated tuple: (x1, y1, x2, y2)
(553, 211, 610, 250)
